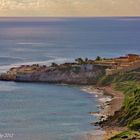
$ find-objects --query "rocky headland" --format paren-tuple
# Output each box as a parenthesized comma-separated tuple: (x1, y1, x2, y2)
(0, 62, 106, 84)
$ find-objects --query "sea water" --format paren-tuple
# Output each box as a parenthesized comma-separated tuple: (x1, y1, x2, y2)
(0, 17, 140, 140)
(0, 82, 98, 140)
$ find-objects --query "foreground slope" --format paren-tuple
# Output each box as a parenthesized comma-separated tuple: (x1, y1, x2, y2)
(98, 68, 140, 139)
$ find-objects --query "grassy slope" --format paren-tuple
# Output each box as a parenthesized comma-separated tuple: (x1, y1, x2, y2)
(98, 68, 140, 139)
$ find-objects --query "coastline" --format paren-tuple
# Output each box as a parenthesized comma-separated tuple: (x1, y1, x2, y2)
(100, 86, 125, 140)
(81, 86, 124, 140)
(0, 56, 137, 140)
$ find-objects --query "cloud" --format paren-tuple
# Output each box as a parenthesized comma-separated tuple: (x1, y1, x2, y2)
(0, 0, 140, 16)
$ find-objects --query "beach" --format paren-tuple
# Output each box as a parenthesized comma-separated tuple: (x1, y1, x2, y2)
(81, 86, 124, 140)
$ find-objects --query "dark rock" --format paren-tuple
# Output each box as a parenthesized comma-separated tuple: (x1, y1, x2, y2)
(121, 135, 128, 139)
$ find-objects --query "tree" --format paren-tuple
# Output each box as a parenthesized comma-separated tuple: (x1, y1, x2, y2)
(85, 57, 88, 63)
(75, 58, 85, 64)
(95, 56, 102, 61)
(51, 62, 58, 67)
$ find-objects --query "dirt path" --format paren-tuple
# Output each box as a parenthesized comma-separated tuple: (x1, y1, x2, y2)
(102, 86, 124, 116)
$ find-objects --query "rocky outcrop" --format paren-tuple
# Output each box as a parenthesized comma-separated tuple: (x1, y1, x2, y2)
(0, 63, 106, 85)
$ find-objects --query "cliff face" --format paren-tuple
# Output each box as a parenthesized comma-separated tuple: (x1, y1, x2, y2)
(0, 64, 106, 85)
(15, 70, 102, 84)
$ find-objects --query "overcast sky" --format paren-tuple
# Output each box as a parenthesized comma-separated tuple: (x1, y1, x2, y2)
(0, 0, 140, 17)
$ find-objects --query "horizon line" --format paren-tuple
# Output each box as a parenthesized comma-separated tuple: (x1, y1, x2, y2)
(0, 16, 140, 18)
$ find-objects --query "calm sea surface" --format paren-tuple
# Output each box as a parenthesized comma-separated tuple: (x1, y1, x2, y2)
(0, 17, 140, 140)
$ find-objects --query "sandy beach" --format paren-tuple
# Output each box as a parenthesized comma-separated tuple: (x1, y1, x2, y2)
(81, 86, 124, 140)
(100, 86, 124, 117)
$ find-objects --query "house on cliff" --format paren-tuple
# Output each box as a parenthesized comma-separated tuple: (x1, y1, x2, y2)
(105, 54, 140, 75)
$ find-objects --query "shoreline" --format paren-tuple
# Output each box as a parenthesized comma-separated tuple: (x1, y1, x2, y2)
(81, 86, 124, 140)
(100, 86, 125, 140)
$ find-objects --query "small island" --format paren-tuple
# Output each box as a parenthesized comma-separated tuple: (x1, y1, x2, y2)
(0, 54, 140, 140)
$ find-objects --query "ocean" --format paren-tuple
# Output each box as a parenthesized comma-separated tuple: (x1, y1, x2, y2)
(0, 17, 140, 140)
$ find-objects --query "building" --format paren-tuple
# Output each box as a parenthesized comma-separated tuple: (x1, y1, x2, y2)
(92, 54, 140, 75)
(105, 54, 140, 75)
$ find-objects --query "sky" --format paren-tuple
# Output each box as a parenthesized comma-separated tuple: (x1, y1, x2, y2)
(0, 0, 140, 17)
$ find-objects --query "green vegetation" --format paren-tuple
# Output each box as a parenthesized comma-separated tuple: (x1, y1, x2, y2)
(98, 70, 140, 86)
(129, 118, 140, 130)
(75, 57, 89, 64)
(75, 58, 85, 64)
(95, 56, 102, 61)
(51, 62, 58, 67)
(115, 82, 140, 127)
(95, 56, 112, 61)
(109, 131, 140, 140)
(98, 69, 140, 139)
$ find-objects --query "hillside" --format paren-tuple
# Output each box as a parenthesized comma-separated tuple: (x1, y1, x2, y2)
(98, 68, 140, 140)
